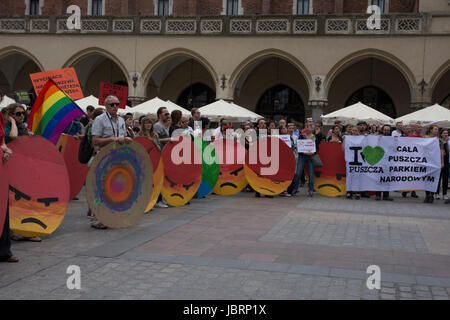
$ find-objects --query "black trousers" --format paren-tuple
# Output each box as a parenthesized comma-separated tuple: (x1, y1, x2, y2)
(437, 165, 449, 195)
(376, 191, 389, 199)
(0, 203, 12, 259)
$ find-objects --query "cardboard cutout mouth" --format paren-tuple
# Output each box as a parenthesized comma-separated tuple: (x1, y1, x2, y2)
(318, 184, 342, 192)
(21, 217, 47, 229)
(220, 182, 238, 188)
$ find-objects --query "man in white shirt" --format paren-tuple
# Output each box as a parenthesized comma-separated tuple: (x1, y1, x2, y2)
(90, 95, 132, 229)
(391, 122, 403, 137)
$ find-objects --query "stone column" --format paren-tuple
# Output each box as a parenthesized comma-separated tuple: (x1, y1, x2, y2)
(127, 72, 147, 106)
(309, 100, 328, 123)
(214, 74, 234, 102)
(410, 83, 432, 110)
(308, 75, 328, 122)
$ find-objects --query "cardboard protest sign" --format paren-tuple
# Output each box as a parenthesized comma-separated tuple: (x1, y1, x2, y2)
(195, 140, 220, 198)
(30, 68, 83, 100)
(212, 138, 248, 196)
(56, 134, 89, 199)
(134, 137, 164, 212)
(297, 139, 316, 153)
(313, 142, 346, 197)
(14, 90, 31, 105)
(6, 136, 70, 237)
(244, 136, 296, 196)
(345, 136, 441, 192)
(161, 137, 202, 207)
(98, 82, 128, 109)
(86, 141, 153, 228)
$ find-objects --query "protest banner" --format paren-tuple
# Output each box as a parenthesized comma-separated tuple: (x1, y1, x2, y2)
(30, 68, 83, 100)
(98, 82, 128, 109)
(297, 139, 316, 153)
(345, 136, 441, 192)
(14, 90, 31, 105)
(271, 134, 292, 148)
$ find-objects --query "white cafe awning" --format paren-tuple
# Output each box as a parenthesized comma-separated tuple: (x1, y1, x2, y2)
(198, 99, 263, 122)
(321, 102, 395, 125)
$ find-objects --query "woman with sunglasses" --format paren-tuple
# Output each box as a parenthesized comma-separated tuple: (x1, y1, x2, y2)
(3, 104, 41, 242)
(4, 103, 31, 143)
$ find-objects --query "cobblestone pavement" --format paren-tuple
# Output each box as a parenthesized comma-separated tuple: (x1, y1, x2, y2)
(0, 188, 449, 300)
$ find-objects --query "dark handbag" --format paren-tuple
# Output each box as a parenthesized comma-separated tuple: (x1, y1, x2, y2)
(78, 132, 94, 164)
(311, 153, 323, 168)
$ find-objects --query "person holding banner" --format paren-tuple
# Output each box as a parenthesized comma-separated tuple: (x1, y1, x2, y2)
(391, 122, 403, 138)
(375, 125, 394, 201)
(90, 95, 131, 229)
(400, 122, 422, 199)
(4, 104, 42, 242)
(0, 112, 19, 262)
(424, 125, 445, 203)
(279, 125, 294, 197)
(344, 125, 361, 200)
(409, 122, 423, 138)
(436, 128, 449, 201)
(291, 123, 319, 197)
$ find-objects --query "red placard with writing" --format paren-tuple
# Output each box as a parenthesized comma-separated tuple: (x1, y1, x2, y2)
(30, 68, 84, 100)
(98, 82, 128, 109)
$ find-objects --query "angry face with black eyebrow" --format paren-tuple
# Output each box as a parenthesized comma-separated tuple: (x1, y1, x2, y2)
(160, 138, 202, 207)
(6, 136, 70, 237)
(211, 138, 248, 196)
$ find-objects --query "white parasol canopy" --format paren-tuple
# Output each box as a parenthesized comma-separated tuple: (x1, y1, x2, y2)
(395, 104, 450, 127)
(75, 95, 131, 114)
(75, 95, 105, 112)
(0, 95, 22, 110)
(198, 99, 263, 122)
(128, 97, 189, 119)
(321, 102, 395, 125)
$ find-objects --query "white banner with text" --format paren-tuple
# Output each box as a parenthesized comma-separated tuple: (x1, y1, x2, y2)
(344, 136, 441, 192)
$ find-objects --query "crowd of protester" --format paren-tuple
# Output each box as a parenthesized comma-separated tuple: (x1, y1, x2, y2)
(1, 91, 449, 261)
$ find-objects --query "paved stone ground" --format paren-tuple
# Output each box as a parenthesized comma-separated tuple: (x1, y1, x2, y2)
(1, 188, 449, 300)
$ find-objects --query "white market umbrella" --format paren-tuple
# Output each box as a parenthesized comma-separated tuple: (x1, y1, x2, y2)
(0, 95, 20, 110)
(75, 95, 105, 112)
(198, 99, 263, 122)
(321, 102, 394, 125)
(76, 95, 131, 114)
(395, 104, 450, 127)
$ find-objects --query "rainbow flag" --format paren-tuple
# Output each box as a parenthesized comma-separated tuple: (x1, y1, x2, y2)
(28, 79, 86, 145)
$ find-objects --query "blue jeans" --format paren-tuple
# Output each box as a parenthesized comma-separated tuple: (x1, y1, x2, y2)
(292, 154, 314, 192)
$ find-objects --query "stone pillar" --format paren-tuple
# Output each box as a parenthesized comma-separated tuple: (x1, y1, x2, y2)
(308, 75, 328, 122)
(214, 74, 234, 102)
(410, 84, 432, 110)
(309, 100, 328, 123)
(127, 72, 147, 106)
